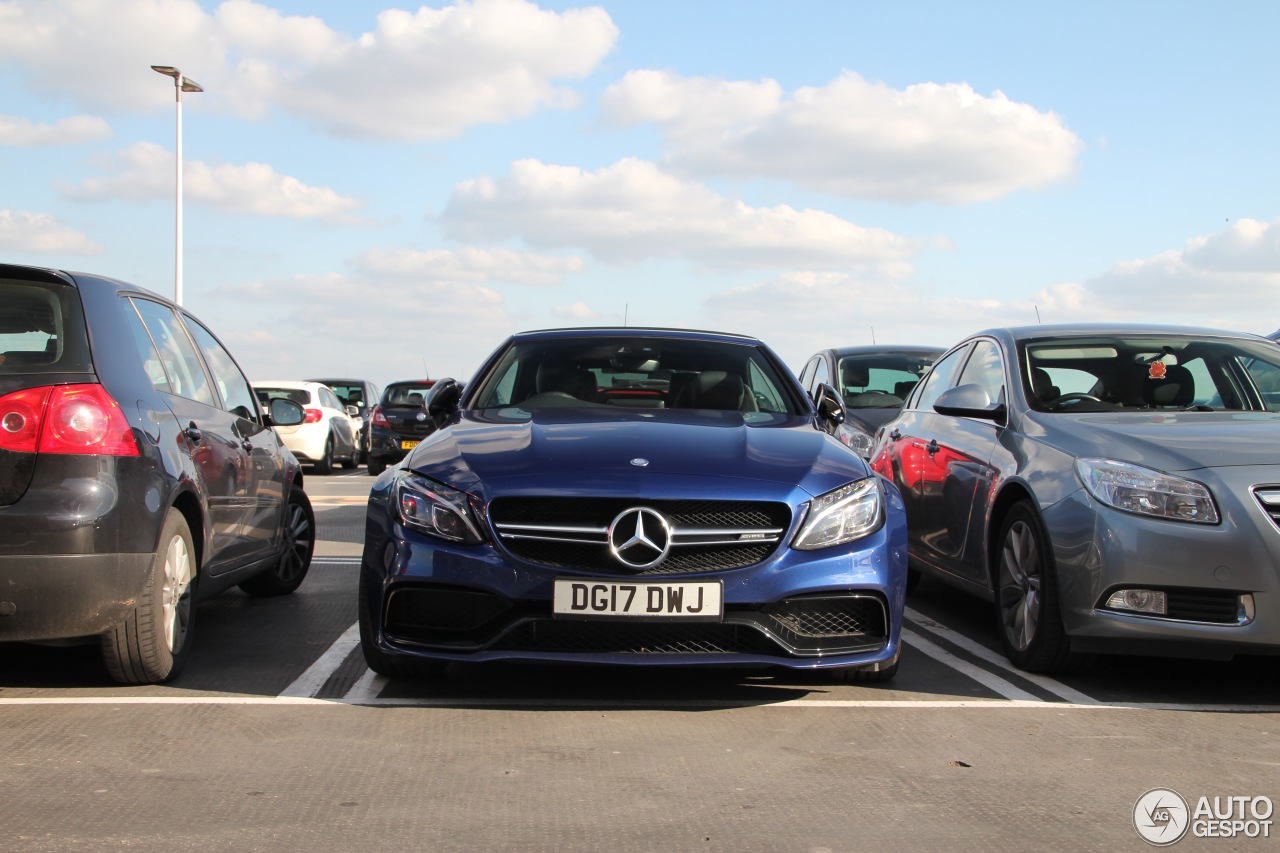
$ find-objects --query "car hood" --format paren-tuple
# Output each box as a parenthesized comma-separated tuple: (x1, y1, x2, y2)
(405, 408, 870, 500)
(1031, 411, 1280, 472)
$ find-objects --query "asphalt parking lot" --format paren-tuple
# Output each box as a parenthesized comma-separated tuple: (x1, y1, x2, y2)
(2, 470, 1277, 852)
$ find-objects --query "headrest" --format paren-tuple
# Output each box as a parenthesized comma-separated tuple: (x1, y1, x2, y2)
(840, 362, 870, 388)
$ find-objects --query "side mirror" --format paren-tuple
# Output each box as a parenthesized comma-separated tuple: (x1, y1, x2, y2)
(814, 383, 845, 429)
(267, 398, 305, 427)
(345, 405, 360, 418)
(426, 377, 462, 417)
(933, 383, 1006, 421)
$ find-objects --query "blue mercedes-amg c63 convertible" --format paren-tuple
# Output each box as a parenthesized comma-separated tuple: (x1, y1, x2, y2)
(358, 328, 908, 681)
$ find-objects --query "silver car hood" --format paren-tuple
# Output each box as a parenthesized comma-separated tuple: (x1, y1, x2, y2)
(1036, 411, 1280, 472)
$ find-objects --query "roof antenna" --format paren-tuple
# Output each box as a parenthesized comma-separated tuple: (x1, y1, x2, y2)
(871, 326, 876, 345)
(624, 303, 629, 327)
(421, 357, 430, 379)
(1035, 305, 1042, 324)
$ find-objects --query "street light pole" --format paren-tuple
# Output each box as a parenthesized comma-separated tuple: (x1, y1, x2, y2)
(151, 65, 203, 306)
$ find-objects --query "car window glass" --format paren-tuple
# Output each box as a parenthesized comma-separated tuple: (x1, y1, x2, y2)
(0, 280, 92, 375)
(812, 358, 830, 393)
(1242, 356, 1280, 411)
(121, 298, 172, 393)
(130, 298, 215, 406)
(183, 315, 257, 419)
(956, 340, 1005, 403)
(799, 357, 818, 392)
(748, 359, 788, 412)
(912, 346, 968, 411)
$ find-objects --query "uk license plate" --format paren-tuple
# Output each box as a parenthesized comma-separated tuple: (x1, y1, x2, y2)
(400, 439, 420, 451)
(553, 579, 722, 621)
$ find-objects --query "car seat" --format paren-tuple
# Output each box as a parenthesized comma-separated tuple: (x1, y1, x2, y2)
(1031, 367, 1060, 404)
(671, 371, 757, 411)
(1141, 364, 1195, 408)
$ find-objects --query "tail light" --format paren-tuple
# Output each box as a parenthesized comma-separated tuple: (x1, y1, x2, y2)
(303, 408, 323, 424)
(0, 384, 139, 456)
(371, 406, 388, 426)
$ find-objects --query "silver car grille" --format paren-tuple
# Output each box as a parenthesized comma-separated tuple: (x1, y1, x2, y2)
(488, 497, 791, 576)
(1254, 487, 1280, 531)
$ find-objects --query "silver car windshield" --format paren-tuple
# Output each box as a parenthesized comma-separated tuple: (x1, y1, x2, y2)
(1023, 335, 1280, 413)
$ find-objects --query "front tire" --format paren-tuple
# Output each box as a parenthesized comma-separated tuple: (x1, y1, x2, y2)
(994, 501, 1092, 673)
(367, 457, 387, 476)
(341, 435, 359, 469)
(239, 490, 315, 597)
(101, 509, 196, 684)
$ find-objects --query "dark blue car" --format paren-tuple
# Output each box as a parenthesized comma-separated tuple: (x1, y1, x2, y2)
(358, 328, 908, 681)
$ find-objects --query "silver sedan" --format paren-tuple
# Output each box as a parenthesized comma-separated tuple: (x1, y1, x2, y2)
(868, 323, 1280, 672)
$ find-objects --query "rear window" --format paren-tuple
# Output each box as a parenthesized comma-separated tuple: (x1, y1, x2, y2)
(256, 386, 312, 406)
(0, 280, 92, 375)
(383, 383, 435, 407)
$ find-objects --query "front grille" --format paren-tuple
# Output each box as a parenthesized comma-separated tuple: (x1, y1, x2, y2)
(1254, 487, 1280, 531)
(382, 586, 888, 658)
(488, 497, 791, 576)
(1165, 589, 1247, 624)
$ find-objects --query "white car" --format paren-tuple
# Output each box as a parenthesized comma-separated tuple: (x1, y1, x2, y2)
(253, 380, 361, 474)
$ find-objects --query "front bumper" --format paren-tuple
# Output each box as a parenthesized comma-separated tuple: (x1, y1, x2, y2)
(360, 494, 908, 671)
(1045, 467, 1280, 659)
(0, 552, 152, 641)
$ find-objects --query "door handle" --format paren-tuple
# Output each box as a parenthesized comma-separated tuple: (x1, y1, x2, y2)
(888, 428, 902, 441)
(926, 438, 939, 456)
(183, 422, 202, 442)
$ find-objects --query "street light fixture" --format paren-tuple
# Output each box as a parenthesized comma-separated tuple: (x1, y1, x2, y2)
(151, 65, 203, 306)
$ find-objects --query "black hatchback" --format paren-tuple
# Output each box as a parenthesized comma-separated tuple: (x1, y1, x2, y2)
(0, 263, 315, 683)
(366, 379, 437, 475)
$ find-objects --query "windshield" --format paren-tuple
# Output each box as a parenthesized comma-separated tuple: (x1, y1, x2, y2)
(470, 336, 803, 415)
(836, 351, 939, 409)
(1022, 335, 1280, 413)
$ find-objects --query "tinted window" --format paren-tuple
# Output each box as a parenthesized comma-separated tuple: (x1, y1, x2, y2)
(0, 279, 92, 375)
(956, 340, 1005, 404)
(184, 316, 257, 419)
(121, 299, 172, 393)
(130, 298, 215, 406)
(912, 346, 969, 411)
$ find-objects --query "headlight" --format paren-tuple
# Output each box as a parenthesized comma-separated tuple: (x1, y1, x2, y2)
(839, 425, 875, 458)
(393, 472, 487, 544)
(792, 479, 883, 550)
(1074, 458, 1219, 524)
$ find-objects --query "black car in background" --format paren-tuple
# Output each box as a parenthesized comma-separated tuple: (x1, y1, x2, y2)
(366, 379, 437, 475)
(0, 263, 315, 683)
(799, 345, 943, 458)
(308, 377, 381, 463)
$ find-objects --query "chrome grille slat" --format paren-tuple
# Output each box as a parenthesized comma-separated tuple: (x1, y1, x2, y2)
(1254, 487, 1280, 530)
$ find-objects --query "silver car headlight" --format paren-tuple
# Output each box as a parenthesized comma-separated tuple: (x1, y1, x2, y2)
(792, 479, 883, 550)
(838, 425, 875, 458)
(393, 472, 487, 544)
(1074, 458, 1219, 524)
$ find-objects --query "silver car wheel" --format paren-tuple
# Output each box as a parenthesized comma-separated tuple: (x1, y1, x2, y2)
(161, 529, 195, 652)
(999, 518, 1042, 653)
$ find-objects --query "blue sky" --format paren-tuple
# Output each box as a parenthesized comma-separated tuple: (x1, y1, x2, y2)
(2, 0, 1278, 389)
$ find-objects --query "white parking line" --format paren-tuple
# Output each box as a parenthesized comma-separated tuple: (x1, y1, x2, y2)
(905, 607, 1099, 705)
(279, 622, 360, 698)
(900, 628, 1041, 701)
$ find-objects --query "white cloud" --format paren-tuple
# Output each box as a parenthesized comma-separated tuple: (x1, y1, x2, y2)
(698, 220, 1280, 368)
(61, 142, 362, 220)
(699, 271, 1033, 368)
(442, 157, 923, 269)
(212, 270, 514, 381)
(600, 69, 1082, 204)
(355, 246, 585, 286)
(0, 209, 104, 254)
(1033, 218, 1280, 333)
(0, 0, 617, 139)
(553, 302, 599, 319)
(0, 114, 111, 146)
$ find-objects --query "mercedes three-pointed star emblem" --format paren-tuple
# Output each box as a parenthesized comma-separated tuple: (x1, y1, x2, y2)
(607, 506, 672, 570)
